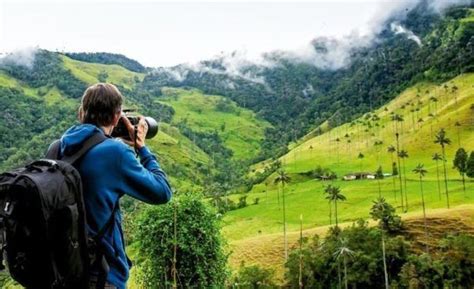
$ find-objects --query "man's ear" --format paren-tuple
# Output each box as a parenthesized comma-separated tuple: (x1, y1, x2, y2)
(113, 112, 121, 126)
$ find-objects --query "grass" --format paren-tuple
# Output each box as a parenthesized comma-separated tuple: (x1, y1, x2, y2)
(0, 71, 75, 107)
(61, 55, 145, 90)
(146, 122, 211, 190)
(158, 88, 271, 161)
(223, 73, 474, 271)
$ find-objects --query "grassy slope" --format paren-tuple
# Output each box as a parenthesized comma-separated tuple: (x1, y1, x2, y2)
(158, 87, 271, 160)
(1, 59, 269, 188)
(0, 71, 72, 105)
(61, 55, 144, 90)
(223, 73, 474, 273)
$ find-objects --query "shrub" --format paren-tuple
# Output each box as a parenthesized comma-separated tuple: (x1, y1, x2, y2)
(231, 264, 276, 288)
(133, 193, 228, 288)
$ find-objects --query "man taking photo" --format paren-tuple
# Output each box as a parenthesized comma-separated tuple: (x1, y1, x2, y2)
(54, 83, 172, 289)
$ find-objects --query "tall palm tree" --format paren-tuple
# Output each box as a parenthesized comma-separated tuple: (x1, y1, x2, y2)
(387, 145, 398, 201)
(370, 198, 390, 289)
(434, 129, 451, 208)
(274, 170, 291, 260)
(454, 121, 462, 147)
(324, 185, 333, 225)
(395, 132, 405, 211)
(336, 137, 341, 164)
(398, 149, 409, 212)
(375, 166, 384, 198)
(334, 239, 354, 289)
(432, 153, 443, 201)
(391, 114, 404, 137)
(413, 164, 429, 253)
(328, 185, 346, 228)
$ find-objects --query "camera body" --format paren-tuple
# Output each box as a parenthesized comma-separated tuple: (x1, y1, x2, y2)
(111, 110, 159, 139)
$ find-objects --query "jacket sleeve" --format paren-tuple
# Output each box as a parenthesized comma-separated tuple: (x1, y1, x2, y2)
(120, 145, 172, 204)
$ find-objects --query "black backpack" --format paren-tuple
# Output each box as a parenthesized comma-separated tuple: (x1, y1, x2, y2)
(0, 133, 116, 289)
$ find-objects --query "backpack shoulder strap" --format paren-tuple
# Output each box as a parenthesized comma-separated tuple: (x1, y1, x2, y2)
(45, 140, 61, 160)
(61, 133, 109, 165)
(93, 200, 120, 242)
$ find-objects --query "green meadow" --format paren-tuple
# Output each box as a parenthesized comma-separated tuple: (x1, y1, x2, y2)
(61, 55, 145, 90)
(158, 87, 271, 160)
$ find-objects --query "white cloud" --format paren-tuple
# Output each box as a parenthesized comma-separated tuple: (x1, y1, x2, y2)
(0, 47, 38, 68)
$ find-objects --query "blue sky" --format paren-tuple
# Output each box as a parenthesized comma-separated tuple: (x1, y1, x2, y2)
(1, 1, 399, 67)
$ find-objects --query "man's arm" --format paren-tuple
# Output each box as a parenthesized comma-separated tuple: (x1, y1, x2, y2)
(120, 144, 172, 204)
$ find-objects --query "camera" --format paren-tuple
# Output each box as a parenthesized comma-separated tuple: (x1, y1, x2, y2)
(111, 109, 159, 139)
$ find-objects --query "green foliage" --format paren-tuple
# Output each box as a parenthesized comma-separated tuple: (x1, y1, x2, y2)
(370, 198, 403, 233)
(237, 196, 248, 209)
(301, 165, 337, 180)
(453, 147, 468, 175)
(2, 50, 87, 98)
(231, 264, 276, 288)
(97, 70, 108, 82)
(0, 87, 76, 169)
(376, 166, 384, 179)
(392, 162, 399, 176)
(400, 234, 474, 288)
(284, 220, 410, 289)
(467, 151, 474, 178)
(133, 193, 228, 288)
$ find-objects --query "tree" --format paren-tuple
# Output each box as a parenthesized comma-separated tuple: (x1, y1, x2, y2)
(334, 238, 354, 289)
(454, 121, 462, 147)
(434, 128, 452, 208)
(453, 148, 468, 193)
(324, 185, 333, 225)
(274, 170, 291, 260)
(370, 198, 395, 289)
(432, 153, 443, 201)
(97, 70, 109, 82)
(467, 151, 474, 178)
(233, 264, 275, 288)
(388, 146, 398, 201)
(134, 193, 228, 288)
(375, 166, 384, 198)
(398, 149, 409, 212)
(327, 185, 346, 228)
(413, 164, 429, 253)
(395, 133, 405, 211)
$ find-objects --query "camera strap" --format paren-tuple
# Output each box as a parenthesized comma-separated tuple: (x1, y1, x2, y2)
(133, 124, 139, 157)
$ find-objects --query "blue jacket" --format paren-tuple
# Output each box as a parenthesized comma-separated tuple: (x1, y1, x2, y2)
(59, 124, 172, 289)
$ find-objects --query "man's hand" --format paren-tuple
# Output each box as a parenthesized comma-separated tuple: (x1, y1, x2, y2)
(120, 115, 148, 149)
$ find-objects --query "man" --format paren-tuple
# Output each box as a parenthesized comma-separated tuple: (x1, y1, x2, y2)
(56, 83, 172, 289)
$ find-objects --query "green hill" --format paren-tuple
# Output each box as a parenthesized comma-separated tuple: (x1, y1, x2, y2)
(158, 88, 271, 161)
(0, 54, 270, 193)
(223, 73, 474, 241)
(61, 55, 144, 90)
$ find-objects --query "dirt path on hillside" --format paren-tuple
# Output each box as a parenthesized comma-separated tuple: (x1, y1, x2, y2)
(227, 204, 474, 282)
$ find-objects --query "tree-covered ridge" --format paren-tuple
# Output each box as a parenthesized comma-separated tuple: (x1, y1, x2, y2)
(65, 52, 146, 73)
(141, 5, 474, 160)
(0, 50, 87, 98)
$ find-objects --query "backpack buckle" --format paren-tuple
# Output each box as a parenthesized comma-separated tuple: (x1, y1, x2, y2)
(3, 202, 13, 216)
